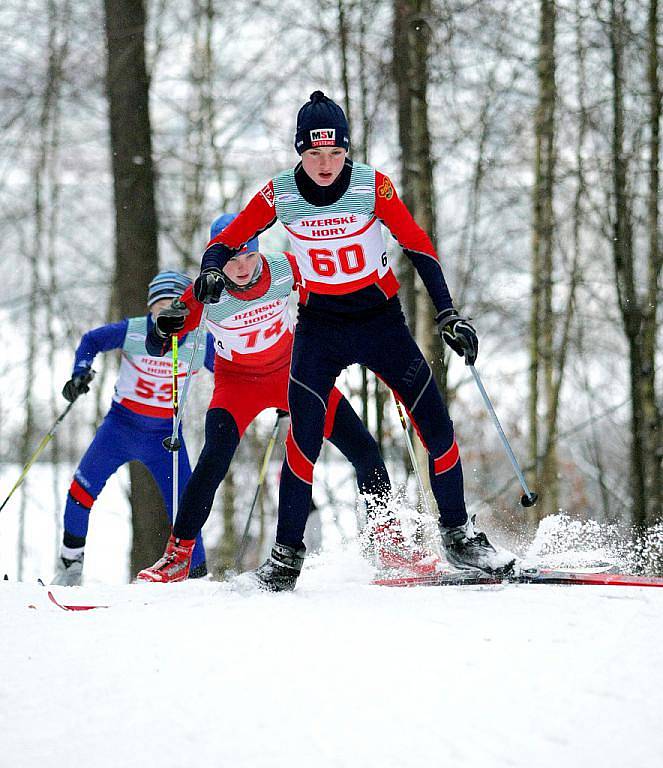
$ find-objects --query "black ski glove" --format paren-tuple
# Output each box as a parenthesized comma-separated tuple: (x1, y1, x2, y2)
(62, 369, 96, 403)
(436, 309, 479, 365)
(193, 269, 225, 304)
(154, 300, 189, 338)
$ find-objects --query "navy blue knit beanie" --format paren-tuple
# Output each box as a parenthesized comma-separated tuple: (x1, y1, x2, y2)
(294, 90, 350, 155)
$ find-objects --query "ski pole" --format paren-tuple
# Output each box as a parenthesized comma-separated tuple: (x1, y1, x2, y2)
(468, 364, 538, 507)
(169, 334, 180, 523)
(393, 395, 433, 517)
(234, 410, 285, 571)
(162, 304, 209, 452)
(0, 400, 76, 515)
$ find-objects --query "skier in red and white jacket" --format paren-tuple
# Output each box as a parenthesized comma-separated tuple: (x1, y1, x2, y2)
(136, 215, 399, 582)
(194, 91, 515, 590)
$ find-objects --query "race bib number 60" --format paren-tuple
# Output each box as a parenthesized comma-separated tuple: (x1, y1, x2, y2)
(309, 244, 366, 277)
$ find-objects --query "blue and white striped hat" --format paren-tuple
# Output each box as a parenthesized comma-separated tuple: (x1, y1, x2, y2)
(147, 270, 192, 307)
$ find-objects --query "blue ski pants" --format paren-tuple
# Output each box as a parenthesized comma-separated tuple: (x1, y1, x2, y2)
(64, 403, 206, 569)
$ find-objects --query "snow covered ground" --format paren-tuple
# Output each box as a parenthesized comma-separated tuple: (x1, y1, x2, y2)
(2, 464, 663, 767)
(2, 546, 663, 768)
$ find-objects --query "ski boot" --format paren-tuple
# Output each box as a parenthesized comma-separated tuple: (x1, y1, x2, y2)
(251, 542, 306, 592)
(52, 551, 84, 586)
(136, 535, 195, 582)
(440, 517, 516, 575)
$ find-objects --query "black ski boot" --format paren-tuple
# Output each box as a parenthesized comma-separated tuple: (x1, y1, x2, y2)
(252, 543, 306, 592)
(440, 518, 516, 575)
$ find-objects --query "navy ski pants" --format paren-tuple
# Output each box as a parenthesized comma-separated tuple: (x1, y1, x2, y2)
(64, 403, 206, 569)
(277, 297, 468, 549)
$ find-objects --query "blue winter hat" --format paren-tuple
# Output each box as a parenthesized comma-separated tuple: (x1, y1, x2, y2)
(210, 213, 259, 254)
(294, 90, 350, 155)
(147, 270, 192, 307)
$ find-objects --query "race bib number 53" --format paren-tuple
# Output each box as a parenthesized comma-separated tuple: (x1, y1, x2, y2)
(135, 377, 173, 402)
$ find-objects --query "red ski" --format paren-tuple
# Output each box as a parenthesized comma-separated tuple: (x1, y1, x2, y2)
(373, 567, 663, 588)
(47, 590, 108, 611)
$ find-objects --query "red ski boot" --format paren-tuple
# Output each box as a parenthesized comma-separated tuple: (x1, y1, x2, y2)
(136, 535, 195, 582)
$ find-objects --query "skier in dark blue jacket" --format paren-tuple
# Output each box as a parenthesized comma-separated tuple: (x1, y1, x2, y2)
(193, 91, 516, 590)
(52, 271, 215, 586)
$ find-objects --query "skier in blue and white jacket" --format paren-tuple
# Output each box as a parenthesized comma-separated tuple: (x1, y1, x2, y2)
(52, 271, 215, 586)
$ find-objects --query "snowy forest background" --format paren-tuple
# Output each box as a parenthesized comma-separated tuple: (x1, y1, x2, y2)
(0, 0, 661, 580)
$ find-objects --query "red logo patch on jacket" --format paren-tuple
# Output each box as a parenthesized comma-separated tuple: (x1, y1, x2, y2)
(377, 177, 394, 200)
(260, 182, 275, 207)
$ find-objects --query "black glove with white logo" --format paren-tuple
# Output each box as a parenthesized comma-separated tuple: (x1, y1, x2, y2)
(154, 300, 189, 338)
(62, 369, 96, 403)
(193, 269, 225, 304)
(436, 309, 478, 365)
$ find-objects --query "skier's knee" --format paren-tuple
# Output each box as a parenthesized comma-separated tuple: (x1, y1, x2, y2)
(204, 408, 240, 451)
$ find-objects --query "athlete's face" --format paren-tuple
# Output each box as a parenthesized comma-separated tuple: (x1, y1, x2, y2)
(223, 251, 260, 286)
(149, 298, 173, 320)
(301, 147, 347, 186)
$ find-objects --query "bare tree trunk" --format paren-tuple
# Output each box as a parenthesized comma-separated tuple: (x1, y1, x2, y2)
(456, 74, 493, 305)
(530, 0, 557, 523)
(179, 0, 218, 273)
(19, 0, 71, 578)
(357, 0, 371, 164)
(393, 0, 444, 490)
(336, 0, 352, 129)
(643, 0, 662, 522)
(408, 8, 440, 382)
(536, 0, 588, 520)
(104, 0, 166, 576)
(393, 0, 416, 333)
(356, 1, 386, 447)
(41, 0, 70, 557)
(609, 0, 647, 530)
(44, 0, 71, 556)
(18, 248, 38, 581)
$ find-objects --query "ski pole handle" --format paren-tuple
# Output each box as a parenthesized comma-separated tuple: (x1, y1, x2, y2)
(468, 365, 538, 507)
(171, 334, 180, 519)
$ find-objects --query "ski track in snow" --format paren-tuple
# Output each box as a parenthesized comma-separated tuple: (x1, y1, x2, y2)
(2, 549, 663, 768)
